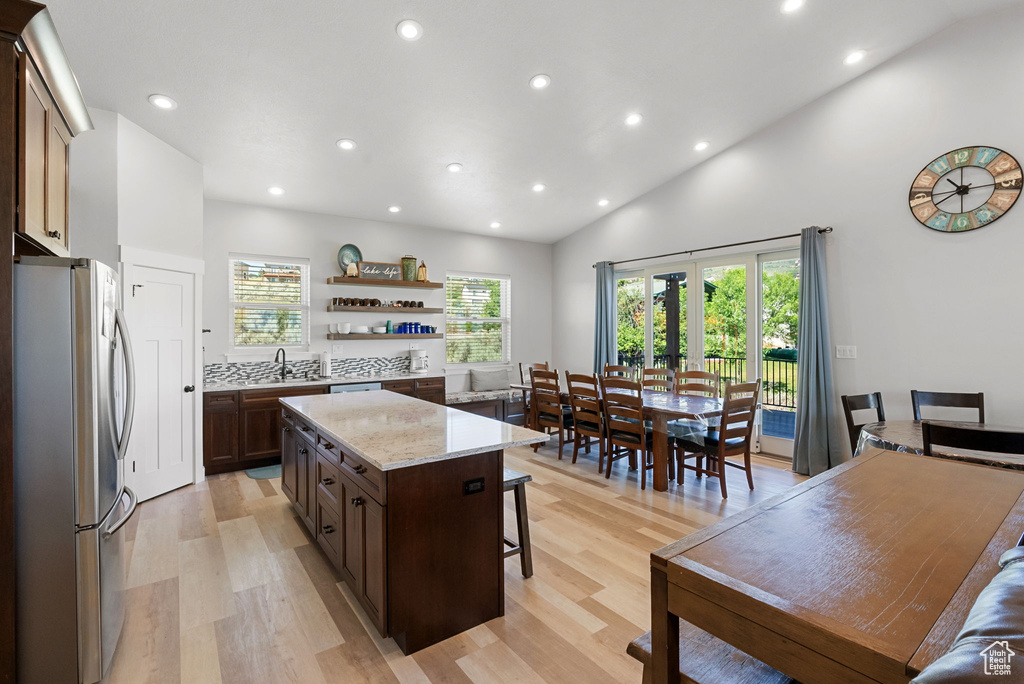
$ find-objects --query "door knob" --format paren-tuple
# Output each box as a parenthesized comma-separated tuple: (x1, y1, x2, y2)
(183, 385, 195, 393)
(48, 230, 61, 239)
(299, 448, 308, 455)
(282, 426, 291, 433)
(351, 497, 363, 507)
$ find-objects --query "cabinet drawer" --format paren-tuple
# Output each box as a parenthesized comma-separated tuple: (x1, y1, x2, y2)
(240, 384, 329, 406)
(414, 377, 444, 390)
(382, 379, 414, 395)
(316, 431, 341, 464)
(316, 455, 341, 511)
(316, 502, 341, 566)
(204, 391, 238, 410)
(281, 409, 295, 427)
(340, 449, 386, 505)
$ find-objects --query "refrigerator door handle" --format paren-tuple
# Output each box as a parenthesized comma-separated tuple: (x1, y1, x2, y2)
(114, 309, 136, 461)
(103, 486, 137, 537)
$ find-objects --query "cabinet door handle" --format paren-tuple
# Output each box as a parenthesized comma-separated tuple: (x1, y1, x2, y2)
(321, 477, 334, 486)
(351, 497, 363, 507)
(299, 448, 308, 455)
(48, 230, 61, 239)
(322, 442, 335, 450)
(322, 524, 335, 534)
(299, 426, 311, 432)
(353, 464, 367, 475)
(282, 426, 291, 432)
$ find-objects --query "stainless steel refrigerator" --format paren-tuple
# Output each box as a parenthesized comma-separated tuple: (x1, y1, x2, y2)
(13, 257, 137, 684)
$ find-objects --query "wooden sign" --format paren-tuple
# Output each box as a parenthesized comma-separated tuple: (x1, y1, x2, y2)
(357, 261, 402, 280)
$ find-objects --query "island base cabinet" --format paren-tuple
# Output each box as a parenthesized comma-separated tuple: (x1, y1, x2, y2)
(280, 423, 296, 503)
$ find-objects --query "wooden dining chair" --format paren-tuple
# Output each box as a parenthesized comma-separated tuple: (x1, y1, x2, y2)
(673, 370, 719, 397)
(922, 421, 1024, 456)
(911, 390, 985, 423)
(676, 380, 761, 499)
(519, 362, 549, 429)
(530, 369, 573, 457)
(603, 363, 635, 380)
(565, 372, 604, 467)
(641, 368, 673, 392)
(599, 376, 654, 488)
(841, 392, 886, 454)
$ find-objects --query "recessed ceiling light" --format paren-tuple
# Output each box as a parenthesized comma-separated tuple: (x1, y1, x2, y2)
(446, 163, 463, 173)
(396, 19, 422, 41)
(625, 112, 643, 126)
(490, 222, 501, 229)
(268, 186, 284, 196)
(336, 139, 357, 150)
(532, 183, 546, 192)
(844, 50, 866, 65)
(598, 199, 609, 207)
(148, 94, 177, 110)
(781, 0, 804, 13)
(529, 74, 551, 90)
(388, 205, 401, 213)
(694, 140, 710, 151)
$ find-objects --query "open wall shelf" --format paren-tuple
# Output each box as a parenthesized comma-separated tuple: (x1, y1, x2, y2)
(327, 276, 443, 289)
(327, 333, 443, 340)
(327, 305, 444, 314)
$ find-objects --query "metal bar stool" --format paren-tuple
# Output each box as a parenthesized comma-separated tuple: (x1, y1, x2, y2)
(503, 468, 533, 578)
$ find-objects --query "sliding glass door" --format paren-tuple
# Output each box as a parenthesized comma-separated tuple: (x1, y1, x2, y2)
(614, 249, 799, 456)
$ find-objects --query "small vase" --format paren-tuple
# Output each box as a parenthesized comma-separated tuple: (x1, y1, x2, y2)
(416, 260, 428, 282)
(401, 255, 417, 281)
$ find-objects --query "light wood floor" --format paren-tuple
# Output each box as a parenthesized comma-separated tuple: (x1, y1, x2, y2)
(105, 443, 804, 684)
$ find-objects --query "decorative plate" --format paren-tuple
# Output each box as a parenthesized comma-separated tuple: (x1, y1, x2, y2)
(337, 244, 363, 272)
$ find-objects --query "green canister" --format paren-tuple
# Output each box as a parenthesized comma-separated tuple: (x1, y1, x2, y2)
(401, 255, 417, 281)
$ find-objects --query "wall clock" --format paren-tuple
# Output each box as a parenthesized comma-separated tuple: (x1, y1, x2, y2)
(909, 146, 1022, 232)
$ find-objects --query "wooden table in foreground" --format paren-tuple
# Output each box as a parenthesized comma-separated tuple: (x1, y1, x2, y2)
(510, 383, 722, 492)
(650, 447, 1024, 683)
(858, 419, 1024, 470)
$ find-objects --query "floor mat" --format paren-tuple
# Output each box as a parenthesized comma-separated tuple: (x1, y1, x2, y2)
(244, 465, 282, 480)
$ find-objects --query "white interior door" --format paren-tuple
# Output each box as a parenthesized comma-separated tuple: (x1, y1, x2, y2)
(124, 265, 196, 501)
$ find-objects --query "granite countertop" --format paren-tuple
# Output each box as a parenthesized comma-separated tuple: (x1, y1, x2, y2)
(279, 391, 549, 471)
(204, 370, 447, 392)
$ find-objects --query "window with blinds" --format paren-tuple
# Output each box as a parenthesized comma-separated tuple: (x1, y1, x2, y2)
(230, 255, 310, 348)
(446, 274, 511, 364)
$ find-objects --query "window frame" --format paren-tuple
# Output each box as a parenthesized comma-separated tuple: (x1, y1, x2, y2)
(444, 271, 512, 366)
(228, 253, 311, 351)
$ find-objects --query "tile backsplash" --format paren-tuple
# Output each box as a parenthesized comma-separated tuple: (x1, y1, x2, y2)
(204, 356, 410, 385)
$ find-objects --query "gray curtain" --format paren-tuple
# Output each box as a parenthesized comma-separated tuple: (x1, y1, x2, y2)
(792, 227, 842, 476)
(594, 261, 617, 373)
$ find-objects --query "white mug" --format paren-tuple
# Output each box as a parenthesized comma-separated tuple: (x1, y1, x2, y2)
(329, 323, 339, 334)
(340, 322, 352, 334)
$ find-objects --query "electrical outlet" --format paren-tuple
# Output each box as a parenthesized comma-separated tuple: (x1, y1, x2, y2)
(332, 344, 344, 355)
(835, 345, 857, 359)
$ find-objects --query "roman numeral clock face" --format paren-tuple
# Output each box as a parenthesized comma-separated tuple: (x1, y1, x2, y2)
(909, 146, 1022, 231)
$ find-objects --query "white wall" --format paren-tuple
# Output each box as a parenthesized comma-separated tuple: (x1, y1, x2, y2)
(552, 4, 1024, 433)
(203, 199, 553, 383)
(116, 115, 204, 261)
(68, 109, 118, 267)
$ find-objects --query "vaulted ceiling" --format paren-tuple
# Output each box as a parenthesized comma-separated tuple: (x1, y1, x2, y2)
(46, 0, 1021, 243)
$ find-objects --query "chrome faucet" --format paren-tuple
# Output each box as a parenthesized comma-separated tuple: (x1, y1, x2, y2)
(274, 348, 290, 381)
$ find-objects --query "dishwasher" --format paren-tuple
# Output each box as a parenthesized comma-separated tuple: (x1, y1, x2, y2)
(330, 382, 383, 393)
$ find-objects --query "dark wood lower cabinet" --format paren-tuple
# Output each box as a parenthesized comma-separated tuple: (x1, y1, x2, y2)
(280, 419, 296, 502)
(281, 405, 499, 654)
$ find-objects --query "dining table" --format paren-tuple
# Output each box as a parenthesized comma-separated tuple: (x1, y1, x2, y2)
(510, 382, 724, 491)
(856, 419, 1024, 470)
(648, 446, 1024, 683)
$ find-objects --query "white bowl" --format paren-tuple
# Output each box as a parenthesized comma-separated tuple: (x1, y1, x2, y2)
(352, 326, 370, 334)
(372, 326, 387, 334)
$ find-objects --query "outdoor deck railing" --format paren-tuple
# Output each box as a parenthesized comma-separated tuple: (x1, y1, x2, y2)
(615, 352, 797, 409)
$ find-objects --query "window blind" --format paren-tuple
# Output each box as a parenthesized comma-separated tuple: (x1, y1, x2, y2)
(231, 256, 309, 347)
(445, 274, 511, 364)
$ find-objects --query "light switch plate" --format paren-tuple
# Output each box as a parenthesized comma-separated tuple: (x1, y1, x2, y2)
(332, 344, 344, 354)
(835, 345, 857, 359)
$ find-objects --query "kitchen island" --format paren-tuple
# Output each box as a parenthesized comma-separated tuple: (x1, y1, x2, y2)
(279, 390, 548, 654)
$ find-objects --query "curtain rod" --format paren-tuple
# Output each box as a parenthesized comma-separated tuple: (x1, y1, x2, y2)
(592, 226, 833, 269)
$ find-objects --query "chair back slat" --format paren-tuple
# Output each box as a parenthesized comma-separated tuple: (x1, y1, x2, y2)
(603, 364, 635, 380)
(922, 422, 1024, 456)
(674, 370, 719, 398)
(841, 392, 885, 453)
(911, 390, 985, 423)
(641, 368, 672, 392)
(520, 361, 549, 384)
